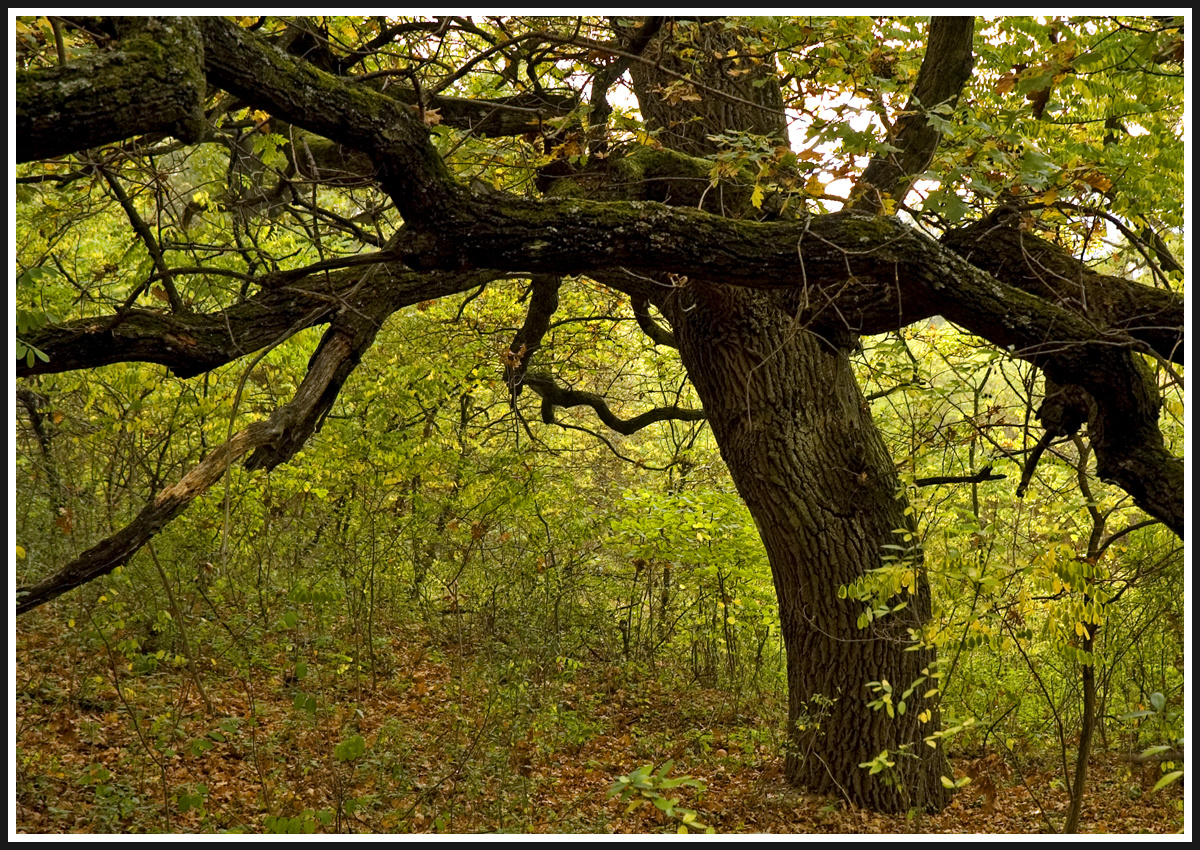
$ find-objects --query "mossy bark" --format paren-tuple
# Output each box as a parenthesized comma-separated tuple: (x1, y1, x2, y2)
(17, 17, 206, 162)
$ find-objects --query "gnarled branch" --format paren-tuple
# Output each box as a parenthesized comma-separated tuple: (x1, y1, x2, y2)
(17, 261, 490, 379)
(522, 371, 705, 436)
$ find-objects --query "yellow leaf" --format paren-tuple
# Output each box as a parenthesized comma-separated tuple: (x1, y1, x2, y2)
(751, 183, 764, 209)
(15, 545, 26, 559)
(804, 175, 825, 196)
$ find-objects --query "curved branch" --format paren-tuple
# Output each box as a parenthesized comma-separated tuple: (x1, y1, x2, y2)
(198, 16, 466, 222)
(942, 209, 1184, 365)
(13, 265, 505, 615)
(588, 17, 665, 135)
(505, 274, 562, 392)
(1096, 519, 1161, 557)
(522, 371, 705, 436)
(392, 201, 1182, 537)
(852, 16, 976, 212)
(17, 262, 491, 379)
(631, 297, 678, 348)
(914, 466, 1005, 487)
(552, 421, 678, 470)
(16, 318, 357, 615)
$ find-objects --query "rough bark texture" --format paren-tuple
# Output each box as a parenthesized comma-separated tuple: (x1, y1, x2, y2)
(942, 209, 1184, 365)
(938, 211, 1183, 536)
(624, 18, 788, 156)
(17, 17, 206, 162)
(16, 15, 1182, 575)
(198, 16, 466, 222)
(667, 285, 951, 811)
(17, 262, 489, 379)
(629, 18, 954, 812)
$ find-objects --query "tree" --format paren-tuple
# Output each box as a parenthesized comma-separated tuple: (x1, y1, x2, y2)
(14, 15, 1184, 815)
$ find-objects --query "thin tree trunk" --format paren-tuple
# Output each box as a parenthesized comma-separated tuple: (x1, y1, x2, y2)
(1064, 637, 1096, 833)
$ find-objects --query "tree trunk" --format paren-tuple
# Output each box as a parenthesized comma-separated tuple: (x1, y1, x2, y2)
(666, 285, 951, 812)
(628, 18, 953, 812)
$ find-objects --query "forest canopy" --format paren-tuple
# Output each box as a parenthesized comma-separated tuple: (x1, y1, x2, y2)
(13, 15, 1185, 827)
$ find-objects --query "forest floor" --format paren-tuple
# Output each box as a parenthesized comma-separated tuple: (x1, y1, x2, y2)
(14, 614, 1185, 835)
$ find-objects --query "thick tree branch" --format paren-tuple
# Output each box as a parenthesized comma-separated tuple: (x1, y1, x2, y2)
(198, 16, 466, 222)
(588, 16, 665, 137)
(941, 210, 1182, 534)
(852, 16, 976, 212)
(395, 199, 1182, 538)
(16, 318, 357, 615)
(241, 268, 405, 471)
(17, 261, 490, 379)
(14, 265, 504, 615)
(914, 466, 1006, 487)
(505, 274, 562, 392)
(17, 17, 206, 162)
(15, 14, 1183, 623)
(942, 209, 1184, 365)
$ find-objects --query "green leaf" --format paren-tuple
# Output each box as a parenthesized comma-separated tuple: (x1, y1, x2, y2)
(334, 734, 366, 762)
(190, 738, 214, 756)
(1120, 709, 1156, 721)
(1151, 770, 1183, 793)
